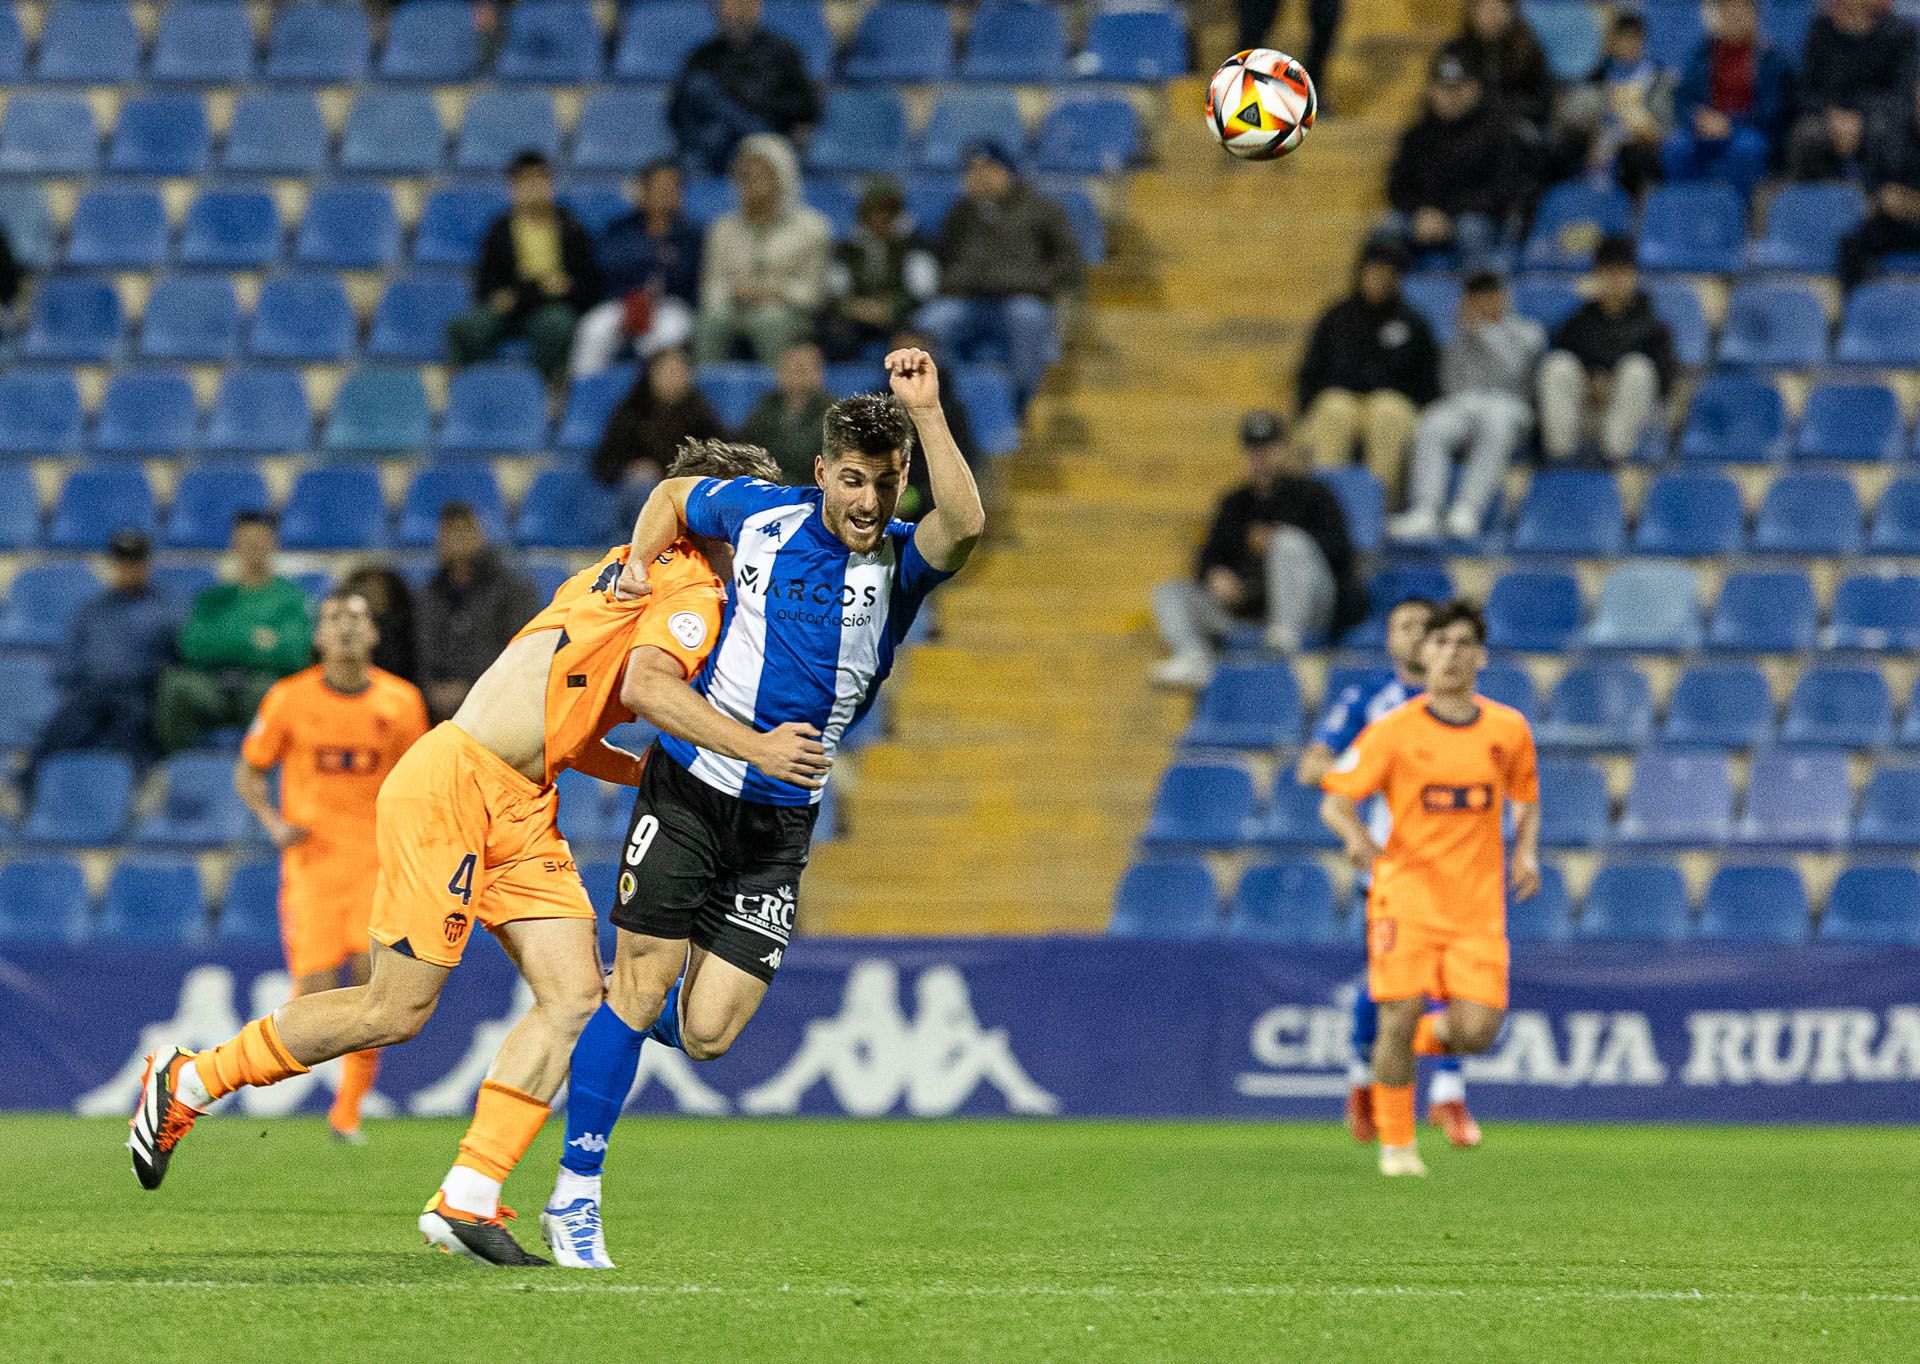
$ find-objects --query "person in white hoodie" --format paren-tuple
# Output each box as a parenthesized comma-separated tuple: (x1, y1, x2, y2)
(691, 133, 831, 365)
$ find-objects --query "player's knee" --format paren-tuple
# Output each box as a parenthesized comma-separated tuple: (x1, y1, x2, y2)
(364, 993, 434, 1047)
(1450, 1013, 1504, 1053)
(543, 979, 605, 1041)
(680, 1016, 738, 1062)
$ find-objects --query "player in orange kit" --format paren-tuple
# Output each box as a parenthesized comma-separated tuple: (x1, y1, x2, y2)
(234, 589, 429, 1144)
(126, 441, 826, 1268)
(1320, 600, 1540, 1178)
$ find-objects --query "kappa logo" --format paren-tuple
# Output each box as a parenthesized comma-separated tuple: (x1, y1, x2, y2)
(669, 610, 708, 650)
(762, 948, 784, 971)
(567, 1132, 609, 1153)
(443, 912, 470, 944)
(761, 520, 784, 540)
(727, 884, 796, 945)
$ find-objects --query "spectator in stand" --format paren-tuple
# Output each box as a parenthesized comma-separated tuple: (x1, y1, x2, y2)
(568, 161, 704, 380)
(416, 503, 541, 723)
(1661, 0, 1794, 199)
(1390, 273, 1545, 543)
(669, 0, 821, 176)
(157, 511, 312, 753)
(1839, 78, 1920, 285)
(739, 341, 833, 484)
(1381, 47, 1530, 271)
(1536, 236, 1676, 464)
(1234, 1, 1343, 111)
(593, 347, 725, 526)
(1151, 411, 1366, 688)
(692, 133, 831, 365)
(447, 151, 603, 383)
(24, 530, 179, 787)
(1295, 240, 1440, 502)
(820, 178, 939, 363)
(1554, 11, 1674, 198)
(339, 564, 418, 684)
(1788, 0, 1919, 181)
(889, 325, 979, 521)
(1452, 0, 1555, 135)
(916, 141, 1085, 408)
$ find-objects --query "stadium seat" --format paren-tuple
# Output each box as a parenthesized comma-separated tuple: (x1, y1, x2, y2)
(1632, 471, 1743, 557)
(151, 563, 218, 605)
(516, 467, 619, 548)
(0, 94, 98, 174)
(959, 1, 1066, 82)
(438, 364, 548, 452)
(35, 3, 138, 82)
(108, 95, 211, 177)
(614, 1, 714, 82)
(91, 373, 196, 457)
(380, 1, 481, 81)
(296, 186, 402, 270)
(497, 0, 603, 82)
(1679, 376, 1789, 464)
(1509, 469, 1625, 556)
(1508, 864, 1575, 942)
(1226, 861, 1346, 943)
(281, 466, 388, 550)
(1869, 477, 1920, 554)
(842, 1, 953, 83)
(1579, 864, 1691, 940)
(1476, 662, 1537, 719)
(1780, 667, 1894, 748)
(1834, 280, 1920, 367)
(1819, 865, 1920, 943)
(559, 188, 635, 242)
(152, 3, 255, 84)
(952, 366, 1021, 458)
(1257, 776, 1340, 851)
(1311, 467, 1382, 555)
(0, 370, 83, 456)
(0, 182, 56, 271)
(222, 92, 328, 176)
(920, 92, 1028, 173)
(0, 653, 57, 747)
(1538, 663, 1656, 750)
(1141, 763, 1259, 850)
(139, 276, 239, 362)
(455, 90, 560, 172)
(1638, 183, 1746, 274)
(556, 365, 637, 451)
(179, 189, 281, 270)
(66, 188, 167, 271)
(206, 368, 310, 454)
(264, 2, 371, 82)
(132, 752, 256, 848)
(1737, 749, 1852, 847)
(1753, 472, 1863, 556)
(0, 464, 37, 548)
(807, 88, 909, 176)
(250, 275, 356, 361)
(1855, 768, 1920, 848)
(339, 90, 446, 176)
(1585, 563, 1701, 651)
(1747, 183, 1867, 272)
(0, 858, 91, 944)
(1524, 0, 1602, 77)
(1355, 563, 1454, 637)
(1035, 97, 1141, 175)
(1709, 570, 1817, 653)
(398, 462, 509, 547)
(697, 362, 775, 429)
(1511, 276, 1583, 332)
(554, 769, 632, 852)
(1662, 664, 1774, 748)
(0, 4, 21, 84)
(1401, 274, 1460, 344)
(98, 859, 211, 945)
(414, 186, 512, 267)
(0, 564, 100, 648)
(764, 1, 833, 82)
(1617, 751, 1734, 845)
(26, 752, 135, 846)
(572, 88, 674, 174)
(1184, 662, 1302, 749)
(1795, 384, 1903, 463)
(1110, 859, 1220, 938)
(1647, 277, 1712, 367)
(324, 368, 432, 454)
(1079, 8, 1186, 82)
(1521, 181, 1635, 271)
(1485, 571, 1582, 652)
(1052, 184, 1108, 266)
(1829, 574, 1920, 651)
(1696, 864, 1812, 942)
(1539, 756, 1610, 848)
(1718, 282, 1828, 369)
(22, 277, 122, 363)
(165, 463, 271, 550)
(218, 859, 282, 944)
(47, 465, 155, 550)
(368, 277, 468, 366)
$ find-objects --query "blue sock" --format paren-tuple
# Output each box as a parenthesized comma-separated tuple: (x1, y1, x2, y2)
(646, 976, 684, 1052)
(1350, 989, 1378, 1059)
(560, 1002, 645, 1177)
(1433, 1054, 1462, 1076)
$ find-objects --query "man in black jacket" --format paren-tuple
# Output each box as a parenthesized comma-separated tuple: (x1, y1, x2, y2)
(1296, 240, 1439, 503)
(1151, 411, 1364, 688)
(1788, 0, 1918, 181)
(1379, 47, 1528, 271)
(1536, 236, 1675, 462)
(416, 504, 542, 723)
(447, 152, 603, 382)
(1839, 78, 1920, 286)
(670, 0, 821, 175)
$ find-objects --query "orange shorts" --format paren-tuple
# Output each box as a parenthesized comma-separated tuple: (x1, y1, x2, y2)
(279, 876, 374, 978)
(368, 722, 594, 969)
(1367, 916, 1510, 1010)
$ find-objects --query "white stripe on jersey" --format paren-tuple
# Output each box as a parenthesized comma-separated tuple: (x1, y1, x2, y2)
(820, 548, 893, 753)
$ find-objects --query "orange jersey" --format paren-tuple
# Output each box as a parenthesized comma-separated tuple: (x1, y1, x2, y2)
(1321, 696, 1539, 937)
(510, 538, 725, 785)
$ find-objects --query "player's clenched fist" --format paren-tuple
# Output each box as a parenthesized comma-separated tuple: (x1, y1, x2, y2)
(885, 347, 940, 412)
(751, 721, 832, 790)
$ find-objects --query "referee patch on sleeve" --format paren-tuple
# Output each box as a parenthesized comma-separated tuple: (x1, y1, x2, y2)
(669, 611, 708, 649)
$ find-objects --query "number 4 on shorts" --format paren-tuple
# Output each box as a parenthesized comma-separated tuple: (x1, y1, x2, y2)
(447, 853, 477, 906)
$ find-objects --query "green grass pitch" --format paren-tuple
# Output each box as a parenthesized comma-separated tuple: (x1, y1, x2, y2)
(2, 1117, 1916, 1362)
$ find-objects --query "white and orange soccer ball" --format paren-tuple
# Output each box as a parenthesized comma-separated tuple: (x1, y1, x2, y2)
(1205, 48, 1316, 161)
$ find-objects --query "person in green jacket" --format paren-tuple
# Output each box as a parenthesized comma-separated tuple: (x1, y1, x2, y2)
(157, 510, 313, 754)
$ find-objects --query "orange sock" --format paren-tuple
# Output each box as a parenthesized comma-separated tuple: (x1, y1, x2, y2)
(329, 1051, 380, 1133)
(1413, 1013, 1449, 1057)
(453, 1081, 550, 1183)
(1373, 1083, 1417, 1148)
(195, 1015, 308, 1101)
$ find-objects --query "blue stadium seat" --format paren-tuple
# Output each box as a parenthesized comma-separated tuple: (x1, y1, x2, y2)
(1795, 383, 1903, 463)
(179, 189, 281, 270)
(26, 752, 135, 846)
(222, 92, 328, 176)
(1638, 183, 1746, 274)
(1524, 0, 1603, 78)
(1400, 274, 1460, 344)
(1110, 859, 1220, 938)
(415, 186, 511, 266)
(35, 3, 138, 82)
(1051, 184, 1107, 267)
(1485, 570, 1582, 652)
(1476, 662, 1537, 719)
(1718, 282, 1828, 368)
(1855, 768, 1920, 847)
(1696, 864, 1811, 942)
(1184, 661, 1301, 749)
(1508, 864, 1575, 942)
(516, 467, 619, 548)
(557, 365, 637, 451)
(1226, 861, 1345, 942)
(1752, 471, 1862, 555)
(151, 564, 218, 605)
(367, 278, 466, 366)
(1647, 278, 1711, 367)
(1257, 776, 1340, 851)
(165, 463, 271, 550)
(807, 88, 910, 176)
(1509, 469, 1624, 556)
(324, 368, 432, 453)
(398, 462, 509, 547)
(0, 858, 91, 944)
(1681, 378, 1788, 463)
(264, 2, 370, 82)
(250, 275, 355, 361)
(1709, 570, 1816, 653)
(572, 88, 673, 174)
(1870, 477, 1920, 554)
(1632, 471, 1742, 556)
(67, 188, 166, 270)
(560, 185, 633, 237)
(1511, 276, 1583, 332)
(456, 90, 560, 172)
(1307, 467, 1380, 556)
(1781, 666, 1894, 748)
(0, 94, 98, 174)
(1079, 8, 1187, 82)
(281, 465, 388, 550)
(206, 368, 310, 454)
(1748, 183, 1867, 273)
(1904, 680, 1920, 747)
(380, 1, 481, 81)
(497, 0, 603, 82)
(1835, 282, 1920, 366)
(0, 653, 57, 747)
(842, 1, 953, 83)
(132, 752, 256, 847)
(952, 365, 1020, 458)
(1830, 574, 1920, 650)
(1618, 750, 1734, 845)
(1661, 664, 1774, 748)
(0, 370, 82, 456)
(140, 276, 240, 363)
(47, 464, 155, 550)
(1034, 96, 1140, 175)
(1538, 663, 1655, 750)
(218, 859, 282, 944)
(1141, 763, 1259, 850)
(439, 363, 548, 452)
(296, 186, 401, 269)
(1539, 756, 1610, 848)
(554, 769, 632, 851)
(1579, 863, 1691, 940)
(764, 1, 833, 81)
(0, 4, 22, 84)
(920, 91, 1027, 173)
(960, 1, 1066, 82)
(1738, 749, 1852, 847)
(614, 1, 713, 81)
(0, 183, 56, 271)
(108, 95, 211, 177)
(683, 175, 741, 229)
(1521, 181, 1634, 271)
(697, 362, 775, 429)
(1820, 866, 1920, 944)
(1762, 0, 1817, 55)
(1585, 563, 1702, 650)
(0, 564, 99, 648)
(99, 859, 210, 945)
(0, 464, 37, 548)
(91, 372, 196, 457)
(152, 3, 255, 84)
(823, 361, 881, 399)
(339, 90, 445, 176)
(23, 277, 122, 363)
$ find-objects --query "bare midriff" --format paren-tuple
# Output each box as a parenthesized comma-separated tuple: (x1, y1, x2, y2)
(448, 626, 561, 785)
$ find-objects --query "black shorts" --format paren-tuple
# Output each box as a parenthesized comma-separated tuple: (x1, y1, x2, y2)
(610, 742, 819, 982)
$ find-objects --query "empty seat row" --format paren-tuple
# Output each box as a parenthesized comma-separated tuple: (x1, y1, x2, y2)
(1675, 375, 1920, 464)
(1526, 180, 1867, 276)
(0, 852, 282, 946)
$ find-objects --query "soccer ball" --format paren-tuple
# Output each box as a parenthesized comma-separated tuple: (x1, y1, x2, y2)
(1205, 49, 1316, 161)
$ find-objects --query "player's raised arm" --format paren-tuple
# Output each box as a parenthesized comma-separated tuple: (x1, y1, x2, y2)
(889, 348, 985, 572)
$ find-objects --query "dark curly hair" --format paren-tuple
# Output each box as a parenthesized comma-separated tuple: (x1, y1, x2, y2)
(823, 392, 914, 466)
(1424, 598, 1488, 645)
(668, 438, 783, 484)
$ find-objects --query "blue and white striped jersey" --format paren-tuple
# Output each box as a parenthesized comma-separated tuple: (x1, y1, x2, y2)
(659, 477, 954, 807)
(1313, 668, 1423, 846)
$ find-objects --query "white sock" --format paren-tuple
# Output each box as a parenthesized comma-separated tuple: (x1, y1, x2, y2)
(175, 1059, 214, 1112)
(440, 1165, 502, 1219)
(1347, 1062, 1373, 1087)
(1428, 1069, 1466, 1106)
(550, 1167, 602, 1209)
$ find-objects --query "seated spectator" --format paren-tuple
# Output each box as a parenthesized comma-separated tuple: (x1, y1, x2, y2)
(157, 511, 312, 754)
(669, 0, 821, 176)
(25, 530, 179, 786)
(1536, 236, 1675, 464)
(592, 346, 724, 527)
(740, 341, 833, 484)
(417, 503, 541, 723)
(693, 134, 831, 365)
(1661, 0, 1793, 199)
(1554, 11, 1674, 198)
(1151, 411, 1365, 687)
(569, 161, 704, 380)
(1381, 47, 1530, 271)
(1296, 240, 1439, 502)
(1453, 0, 1555, 135)
(821, 178, 939, 363)
(916, 142, 1085, 408)
(1789, 0, 1918, 181)
(889, 326, 979, 521)
(1840, 78, 1920, 285)
(339, 563, 418, 684)
(1390, 273, 1544, 543)
(447, 151, 603, 383)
